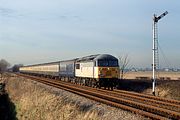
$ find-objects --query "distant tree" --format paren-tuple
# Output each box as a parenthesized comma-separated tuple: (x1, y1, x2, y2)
(12, 64, 23, 72)
(118, 55, 130, 79)
(0, 59, 10, 73)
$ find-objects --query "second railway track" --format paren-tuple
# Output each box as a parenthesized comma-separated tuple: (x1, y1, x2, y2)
(17, 73, 180, 120)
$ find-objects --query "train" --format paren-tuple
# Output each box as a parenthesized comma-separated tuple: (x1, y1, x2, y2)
(19, 54, 119, 90)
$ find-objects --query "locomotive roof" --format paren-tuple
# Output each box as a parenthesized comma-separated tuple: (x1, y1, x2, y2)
(76, 54, 100, 62)
(76, 54, 117, 62)
(94, 54, 118, 60)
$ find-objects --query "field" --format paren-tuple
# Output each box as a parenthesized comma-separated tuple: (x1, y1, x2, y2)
(125, 71, 180, 80)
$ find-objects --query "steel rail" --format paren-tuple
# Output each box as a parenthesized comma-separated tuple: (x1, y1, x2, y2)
(46, 79, 180, 112)
(114, 89, 180, 105)
(50, 79, 180, 111)
(34, 77, 180, 112)
(29, 77, 168, 120)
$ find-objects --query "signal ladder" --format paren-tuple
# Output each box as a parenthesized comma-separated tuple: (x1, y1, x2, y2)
(154, 22, 159, 77)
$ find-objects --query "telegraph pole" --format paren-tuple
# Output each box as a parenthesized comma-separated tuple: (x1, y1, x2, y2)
(152, 11, 168, 96)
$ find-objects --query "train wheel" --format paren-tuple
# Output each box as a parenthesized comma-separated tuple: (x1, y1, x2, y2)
(110, 86, 113, 91)
(98, 82, 101, 89)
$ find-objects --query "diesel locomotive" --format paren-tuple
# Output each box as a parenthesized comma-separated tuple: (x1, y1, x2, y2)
(19, 54, 119, 90)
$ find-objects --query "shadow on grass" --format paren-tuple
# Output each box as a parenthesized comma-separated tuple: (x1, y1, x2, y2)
(78, 103, 93, 112)
(117, 79, 179, 93)
(0, 93, 17, 120)
(116, 79, 152, 92)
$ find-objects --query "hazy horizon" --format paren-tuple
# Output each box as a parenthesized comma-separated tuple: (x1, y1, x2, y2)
(0, 0, 180, 68)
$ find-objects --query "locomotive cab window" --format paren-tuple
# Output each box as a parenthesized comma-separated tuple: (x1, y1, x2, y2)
(76, 64, 80, 69)
(109, 60, 118, 67)
(98, 60, 118, 67)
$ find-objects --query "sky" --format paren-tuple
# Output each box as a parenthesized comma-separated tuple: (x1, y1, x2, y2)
(0, 0, 180, 68)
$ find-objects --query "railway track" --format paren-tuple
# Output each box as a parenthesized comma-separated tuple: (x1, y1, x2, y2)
(16, 73, 180, 120)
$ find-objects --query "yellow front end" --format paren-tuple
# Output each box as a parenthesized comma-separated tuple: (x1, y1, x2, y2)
(97, 67, 119, 79)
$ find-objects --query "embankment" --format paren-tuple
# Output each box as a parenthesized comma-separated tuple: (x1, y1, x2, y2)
(5, 74, 145, 120)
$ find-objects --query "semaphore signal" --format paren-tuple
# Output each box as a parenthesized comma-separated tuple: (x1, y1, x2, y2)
(152, 11, 168, 96)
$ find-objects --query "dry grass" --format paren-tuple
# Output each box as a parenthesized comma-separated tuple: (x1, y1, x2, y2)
(156, 81, 180, 100)
(5, 74, 145, 120)
(142, 81, 180, 100)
